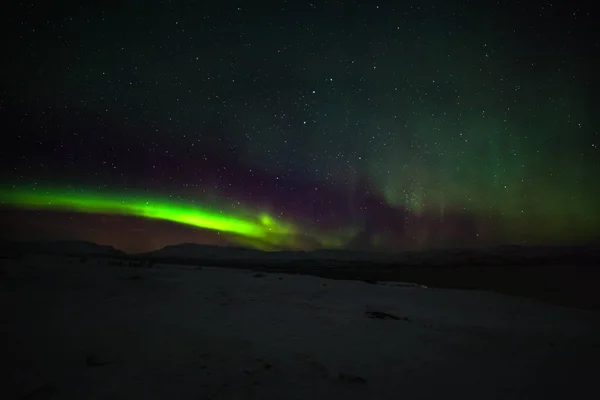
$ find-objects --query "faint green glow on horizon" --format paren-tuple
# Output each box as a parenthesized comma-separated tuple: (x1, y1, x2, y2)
(0, 186, 346, 250)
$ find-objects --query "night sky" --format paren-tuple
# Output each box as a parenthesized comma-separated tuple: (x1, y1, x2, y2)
(1, 1, 598, 253)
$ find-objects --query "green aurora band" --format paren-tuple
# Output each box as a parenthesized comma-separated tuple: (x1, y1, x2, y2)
(0, 186, 346, 250)
(2, 184, 598, 250)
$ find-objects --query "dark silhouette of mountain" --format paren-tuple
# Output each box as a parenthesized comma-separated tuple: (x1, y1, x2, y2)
(141, 242, 600, 266)
(0, 240, 125, 257)
(1, 240, 599, 267)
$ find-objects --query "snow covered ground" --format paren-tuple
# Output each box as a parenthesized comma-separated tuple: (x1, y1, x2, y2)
(2, 256, 599, 399)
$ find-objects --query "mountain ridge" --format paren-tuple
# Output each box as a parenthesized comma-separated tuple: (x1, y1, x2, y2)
(2, 240, 598, 267)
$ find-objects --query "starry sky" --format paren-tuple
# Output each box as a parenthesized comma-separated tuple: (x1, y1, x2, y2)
(1, 0, 598, 253)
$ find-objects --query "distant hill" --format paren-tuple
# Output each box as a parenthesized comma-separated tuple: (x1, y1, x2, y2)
(1, 240, 599, 267)
(142, 243, 268, 260)
(141, 243, 600, 267)
(0, 240, 126, 257)
(142, 243, 387, 262)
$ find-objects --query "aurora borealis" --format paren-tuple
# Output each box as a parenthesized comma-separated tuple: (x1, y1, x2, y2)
(0, 186, 345, 251)
(1, 1, 598, 252)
